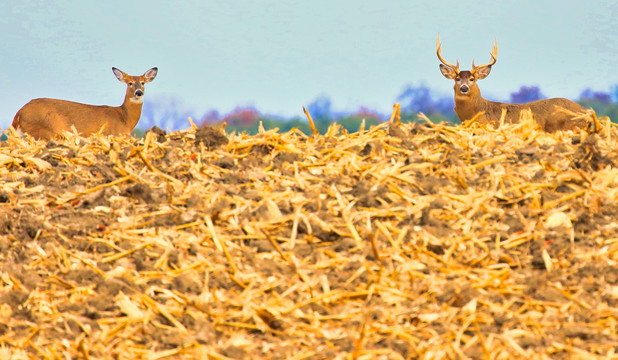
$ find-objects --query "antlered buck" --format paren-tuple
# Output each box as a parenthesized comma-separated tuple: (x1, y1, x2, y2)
(12, 67, 158, 139)
(436, 36, 595, 132)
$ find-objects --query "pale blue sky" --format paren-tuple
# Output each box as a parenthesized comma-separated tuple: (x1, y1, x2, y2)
(1, 1, 617, 129)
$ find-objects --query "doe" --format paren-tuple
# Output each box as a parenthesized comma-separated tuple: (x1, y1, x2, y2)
(12, 67, 158, 139)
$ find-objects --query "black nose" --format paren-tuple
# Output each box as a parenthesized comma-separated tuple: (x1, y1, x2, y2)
(460, 85, 469, 93)
(135, 90, 143, 97)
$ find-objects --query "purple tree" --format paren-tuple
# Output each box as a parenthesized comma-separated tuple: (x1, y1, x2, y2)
(306, 95, 332, 120)
(397, 83, 454, 115)
(510, 86, 544, 104)
(579, 89, 611, 104)
(200, 110, 221, 124)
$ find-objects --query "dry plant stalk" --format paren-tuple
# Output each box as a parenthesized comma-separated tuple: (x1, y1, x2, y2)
(302, 105, 319, 136)
(388, 102, 401, 125)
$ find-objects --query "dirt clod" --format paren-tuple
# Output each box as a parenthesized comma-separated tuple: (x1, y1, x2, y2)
(195, 125, 229, 148)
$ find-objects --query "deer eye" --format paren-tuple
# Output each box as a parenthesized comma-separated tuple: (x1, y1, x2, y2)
(129, 82, 133, 86)
(470, 78, 474, 82)
(141, 82, 145, 85)
(455, 77, 460, 81)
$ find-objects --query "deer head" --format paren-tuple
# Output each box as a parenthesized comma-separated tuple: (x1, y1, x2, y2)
(437, 35, 498, 97)
(112, 67, 158, 105)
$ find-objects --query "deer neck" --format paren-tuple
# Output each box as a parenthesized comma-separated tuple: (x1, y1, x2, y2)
(454, 86, 488, 122)
(119, 96, 144, 130)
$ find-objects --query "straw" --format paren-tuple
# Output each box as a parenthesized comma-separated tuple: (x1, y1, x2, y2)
(1, 109, 617, 359)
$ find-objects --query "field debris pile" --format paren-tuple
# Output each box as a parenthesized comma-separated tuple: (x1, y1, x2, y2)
(1, 115, 618, 359)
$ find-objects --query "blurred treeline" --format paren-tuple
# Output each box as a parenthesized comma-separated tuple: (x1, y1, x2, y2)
(135, 84, 618, 136)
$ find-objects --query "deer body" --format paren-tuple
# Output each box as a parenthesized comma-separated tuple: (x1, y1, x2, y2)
(12, 67, 157, 139)
(437, 36, 587, 132)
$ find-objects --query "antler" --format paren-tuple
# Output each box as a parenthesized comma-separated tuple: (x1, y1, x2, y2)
(436, 34, 459, 73)
(471, 38, 498, 72)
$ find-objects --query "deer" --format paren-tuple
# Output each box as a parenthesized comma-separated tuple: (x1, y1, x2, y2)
(12, 67, 158, 140)
(436, 35, 594, 133)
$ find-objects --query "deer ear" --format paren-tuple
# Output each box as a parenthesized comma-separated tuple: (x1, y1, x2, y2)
(439, 64, 457, 79)
(475, 65, 492, 79)
(112, 67, 125, 81)
(143, 67, 158, 82)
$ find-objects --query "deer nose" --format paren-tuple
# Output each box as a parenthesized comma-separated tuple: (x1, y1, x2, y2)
(135, 89, 144, 97)
(460, 85, 469, 94)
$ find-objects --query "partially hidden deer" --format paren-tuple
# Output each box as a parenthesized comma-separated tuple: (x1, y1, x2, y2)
(436, 35, 593, 132)
(12, 67, 158, 139)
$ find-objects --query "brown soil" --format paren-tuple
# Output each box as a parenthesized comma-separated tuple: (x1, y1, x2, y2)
(0, 117, 617, 359)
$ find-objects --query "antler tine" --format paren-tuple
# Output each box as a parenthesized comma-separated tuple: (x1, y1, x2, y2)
(436, 34, 459, 73)
(490, 38, 498, 65)
(472, 38, 498, 71)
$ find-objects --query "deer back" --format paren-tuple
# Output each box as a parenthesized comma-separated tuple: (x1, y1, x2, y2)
(13, 98, 133, 139)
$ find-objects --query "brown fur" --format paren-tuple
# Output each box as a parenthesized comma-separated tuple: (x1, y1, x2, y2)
(12, 67, 157, 140)
(453, 80, 588, 132)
